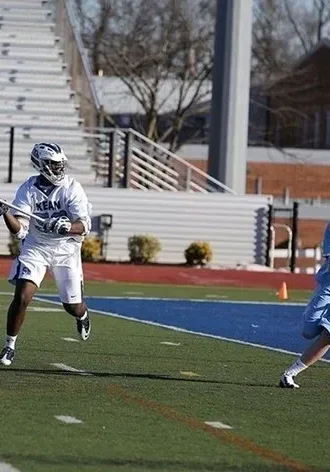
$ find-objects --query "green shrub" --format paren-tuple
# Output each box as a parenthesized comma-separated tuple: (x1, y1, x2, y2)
(81, 236, 103, 262)
(184, 241, 213, 266)
(8, 234, 20, 257)
(8, 234, 102, 261)
(128, 234, 162, 264)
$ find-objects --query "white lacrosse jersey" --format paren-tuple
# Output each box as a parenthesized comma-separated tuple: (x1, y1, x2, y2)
(11, 174, 92, 247)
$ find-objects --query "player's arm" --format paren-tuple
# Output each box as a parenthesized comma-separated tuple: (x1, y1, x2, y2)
(0, 202, 29, 240)
(66, 181, 92, 236)
(68, 219, 89, 236)
(42, 182, 92, 236)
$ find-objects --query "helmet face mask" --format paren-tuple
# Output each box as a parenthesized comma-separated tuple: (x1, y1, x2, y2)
(31, 143, 67, 186)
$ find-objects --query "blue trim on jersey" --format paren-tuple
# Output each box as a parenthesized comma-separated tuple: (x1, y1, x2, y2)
(13, 259, 21, 281)
(33, 176, 56, 197)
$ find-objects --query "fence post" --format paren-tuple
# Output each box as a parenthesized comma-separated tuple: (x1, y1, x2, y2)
(265, 204, 273, 267)
(7, 126, 14, 183)
(290, 201, 299, 273)
(185, 167, 192, 191)
(107, 130, 117, 188)
(123, 131, 133, 188)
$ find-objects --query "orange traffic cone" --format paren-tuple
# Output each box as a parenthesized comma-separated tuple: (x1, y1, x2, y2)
(278, 282, 288, 301)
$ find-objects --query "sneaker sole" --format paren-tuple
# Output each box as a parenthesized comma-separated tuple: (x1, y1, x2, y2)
(0, 358, 13, 366)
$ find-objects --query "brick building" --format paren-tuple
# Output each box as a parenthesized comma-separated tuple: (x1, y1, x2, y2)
(182, 41, 330, 258)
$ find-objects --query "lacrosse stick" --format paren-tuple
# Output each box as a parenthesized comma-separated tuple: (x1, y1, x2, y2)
(0, 198, 45, 224)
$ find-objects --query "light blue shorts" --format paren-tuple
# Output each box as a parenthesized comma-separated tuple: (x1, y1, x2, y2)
(302, 284, 330, 338)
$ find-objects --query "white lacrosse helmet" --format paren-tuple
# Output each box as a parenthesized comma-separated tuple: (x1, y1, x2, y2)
(30, 142, 68, 186)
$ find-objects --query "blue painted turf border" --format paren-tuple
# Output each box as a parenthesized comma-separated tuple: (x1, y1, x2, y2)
(35, 294, 330, 362)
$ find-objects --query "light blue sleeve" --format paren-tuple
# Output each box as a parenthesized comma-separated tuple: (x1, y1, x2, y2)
(322, 222, 330, 257)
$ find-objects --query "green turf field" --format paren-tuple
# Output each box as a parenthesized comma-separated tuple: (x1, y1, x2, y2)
(0, 279, 327, 472)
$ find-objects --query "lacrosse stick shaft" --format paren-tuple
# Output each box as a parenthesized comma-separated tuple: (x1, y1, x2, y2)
(0, 198, 45, 223)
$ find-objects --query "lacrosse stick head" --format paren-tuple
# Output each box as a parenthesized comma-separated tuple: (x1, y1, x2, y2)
(30, 143, 68, 186)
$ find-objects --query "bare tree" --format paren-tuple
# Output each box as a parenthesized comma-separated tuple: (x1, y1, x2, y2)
(251, 0, 330, 152)
(252, 0, 330, 82)
(74, 0, 215, 151)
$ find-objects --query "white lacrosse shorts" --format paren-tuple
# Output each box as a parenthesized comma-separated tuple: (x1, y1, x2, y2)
(8, 240, 84, 304)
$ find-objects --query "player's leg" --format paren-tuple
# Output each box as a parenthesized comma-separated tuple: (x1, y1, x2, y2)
(279, 284, 330, 388)
(1, 253, 47, 366)
(51, 246, 91, 340)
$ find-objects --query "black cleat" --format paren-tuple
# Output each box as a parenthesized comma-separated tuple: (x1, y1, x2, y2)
(76, 312, 91, 341)
(279, 373, 300, 389)
(0, 347, 15, 366)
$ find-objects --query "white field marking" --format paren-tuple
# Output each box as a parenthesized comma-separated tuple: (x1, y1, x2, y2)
(160, 341, 181, 346)
(205, 294, 228, 299)
(29, 307, 62, 312)
(122, 291, 144, 295)
(0, 304, 61, 313)
(35, 293, 307, 307)
(50, 363, 93, 376)
(55, 416, 83, 424)
(0, 462, 21, 472)
(38, 297, 330, 363)
(205, 421, 232, 430)
(61, 337, 79, 343)
(180, 371, 200, 377)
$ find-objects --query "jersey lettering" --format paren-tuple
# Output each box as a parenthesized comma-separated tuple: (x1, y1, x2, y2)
(35, 200, 61, 212)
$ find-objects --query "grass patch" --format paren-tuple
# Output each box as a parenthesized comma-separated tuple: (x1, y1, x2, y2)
(0, 279, 324, 472)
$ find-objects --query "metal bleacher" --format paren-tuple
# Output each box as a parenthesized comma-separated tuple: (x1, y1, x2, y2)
(0, 0, 94, 184)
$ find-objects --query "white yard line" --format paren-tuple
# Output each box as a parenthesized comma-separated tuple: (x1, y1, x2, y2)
(160, 342, 181, 346)
(0, 462, 21, 472)
(50, 363, 93, 376)
(38, 297, 330, 363)
(55, 416, 83, 424)
(205, 421, 232, 430)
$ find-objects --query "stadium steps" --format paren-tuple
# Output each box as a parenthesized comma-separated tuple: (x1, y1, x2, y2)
(0, 62, 66, 75)
(0, 76, 71, 88)
(0, 0, 93, 185)
(0, 102, 79, 115)
(0, 89, 75, 102)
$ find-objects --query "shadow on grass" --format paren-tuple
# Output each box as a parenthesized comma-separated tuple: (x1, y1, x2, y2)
(0, 367, 275, 387)
(2, 454, 314, 471)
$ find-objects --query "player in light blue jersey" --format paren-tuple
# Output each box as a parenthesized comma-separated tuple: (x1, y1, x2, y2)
(280, 222, 330, 388)
(0, 143, 92, 366)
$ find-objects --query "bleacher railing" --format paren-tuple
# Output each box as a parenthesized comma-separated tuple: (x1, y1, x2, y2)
(86, 127, 237, 193)
(54, 0, 101, 130)
(4, 124, 236, 194)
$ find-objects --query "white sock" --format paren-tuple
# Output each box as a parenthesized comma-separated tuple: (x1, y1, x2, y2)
(285, 358, 307, 377)
(5, 335, 17, 350)
(77, 311, 87, 320)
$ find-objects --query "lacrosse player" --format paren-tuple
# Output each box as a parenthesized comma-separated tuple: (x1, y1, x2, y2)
(0, 143, 92, 366)
(280, 222, 330, 388)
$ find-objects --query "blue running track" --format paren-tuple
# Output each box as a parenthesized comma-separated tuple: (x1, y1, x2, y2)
(37, 295, 319, 357)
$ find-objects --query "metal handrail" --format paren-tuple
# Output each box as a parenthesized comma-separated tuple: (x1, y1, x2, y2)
(65, 0, 100, 112)
(85, 126, 237, 194)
